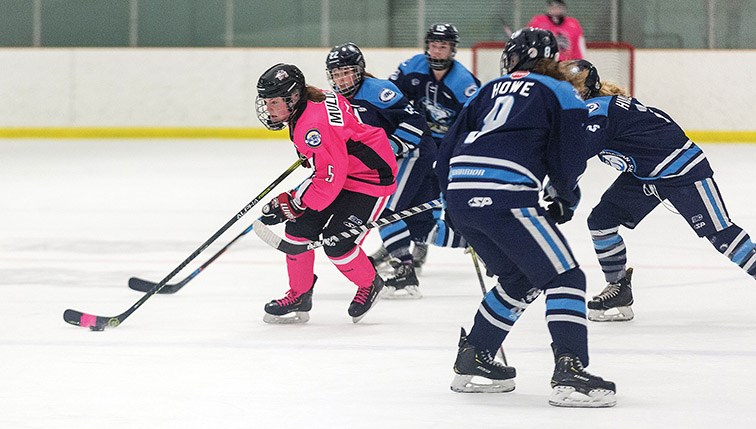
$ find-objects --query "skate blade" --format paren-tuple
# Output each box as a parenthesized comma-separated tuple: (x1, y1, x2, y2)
(450, 374, 515, 393)
(263, 311, 310, 324)
(548, 386, 616, 408)
(381, 285, 422, 300)
(588, 306, 634, 322)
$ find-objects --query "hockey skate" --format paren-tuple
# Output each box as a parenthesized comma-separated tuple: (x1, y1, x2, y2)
(450, 328, 516, 393)
(382, 261, 421, 300)
(263, 276, 316, 324)
(588, 268, 634, 322)
(348, 274, 384, 323)
(549, 345, 616, 408)
(411, 242, 428, 274)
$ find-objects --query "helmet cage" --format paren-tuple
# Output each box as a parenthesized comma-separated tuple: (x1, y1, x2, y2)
(424, 23, 459, 71)
(255, 63, 305, 130)
(255, 94, 300, 131)
(326, 65, 364, 98)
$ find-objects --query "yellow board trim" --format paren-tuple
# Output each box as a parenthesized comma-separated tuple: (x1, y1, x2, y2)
(685, 131, 756, 143)
(0, 127, 287, 139)
(0, 127, 754, 142)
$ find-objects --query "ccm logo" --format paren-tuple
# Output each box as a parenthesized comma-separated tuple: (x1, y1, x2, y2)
(468, 197, 493, 208)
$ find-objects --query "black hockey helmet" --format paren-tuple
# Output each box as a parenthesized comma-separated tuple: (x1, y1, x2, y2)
(500, 27, 559, 74)
(564, 59, 602, 99)
(325, 42, 365, 98)
(424, 23, 459, 70)
(255, 63, 306, 130)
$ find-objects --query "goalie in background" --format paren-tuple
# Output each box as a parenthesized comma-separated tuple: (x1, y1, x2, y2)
(563, 59, 756, 322)
(526, 0, 586, 61)
(436, 28, 616, 408)
(255, 63, 397, 324)
(326, 42, 437, 299)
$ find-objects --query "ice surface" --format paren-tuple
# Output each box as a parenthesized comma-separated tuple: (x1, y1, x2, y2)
(1, 139, 755, 428)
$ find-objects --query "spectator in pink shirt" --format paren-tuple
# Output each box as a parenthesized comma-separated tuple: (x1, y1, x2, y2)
(527, 0, 586, 60)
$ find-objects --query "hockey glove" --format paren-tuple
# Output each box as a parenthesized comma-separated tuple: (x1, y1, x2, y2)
(546, 198, 574, 224)
(260, 192, 305, 225)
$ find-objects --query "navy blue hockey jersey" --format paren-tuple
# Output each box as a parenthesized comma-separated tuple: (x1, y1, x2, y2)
(389, 54, 480, 141)
(436, 71, 588, 210)
(585, 95, 713, 183)
(350, 77, 436, 158)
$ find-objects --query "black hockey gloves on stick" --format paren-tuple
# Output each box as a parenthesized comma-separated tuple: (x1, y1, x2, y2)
(253, 199, 442, 255)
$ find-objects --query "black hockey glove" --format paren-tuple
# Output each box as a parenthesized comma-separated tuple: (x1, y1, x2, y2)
(260, 192, 305, 225)
(546, 198, 574, 224)
(543, 182, 580, 224)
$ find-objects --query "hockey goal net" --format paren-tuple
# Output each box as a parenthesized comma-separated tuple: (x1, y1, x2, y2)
(471, 41, 635, 95)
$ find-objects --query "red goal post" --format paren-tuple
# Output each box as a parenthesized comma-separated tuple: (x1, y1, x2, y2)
(471, 41, 635, 95)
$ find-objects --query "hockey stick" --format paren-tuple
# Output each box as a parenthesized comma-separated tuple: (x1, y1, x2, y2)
(63, 159, 302, 331)
(469, 247, 509, 366)
(128, 223, 255, 294)
(253, 199, 442, 255)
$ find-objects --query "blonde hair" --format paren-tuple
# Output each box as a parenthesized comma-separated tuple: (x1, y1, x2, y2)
(559, 62, 630, 98)
(597, 81, 630, 97)
(532, 58, 569, 81)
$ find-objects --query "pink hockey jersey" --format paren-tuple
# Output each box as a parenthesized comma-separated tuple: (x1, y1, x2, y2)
(290, 91, 398, 212)
(526, 15, 586, 61)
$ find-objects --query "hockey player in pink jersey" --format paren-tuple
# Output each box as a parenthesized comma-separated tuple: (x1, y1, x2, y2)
(255, 63, 398, 324)
(527, 0, 586, 61)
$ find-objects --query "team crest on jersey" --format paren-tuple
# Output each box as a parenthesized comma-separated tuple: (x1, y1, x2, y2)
(305, 129, 322, 147)
(464, 84, 477, 97)
(379, 88, 397, 102)
(598, 150, 635, 173)
(510, 71, 529, 79)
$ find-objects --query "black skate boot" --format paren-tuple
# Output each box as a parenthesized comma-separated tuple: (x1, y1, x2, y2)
(450, 328, 516, 393)
(348, 273, 384, 323)
(263, 275, 316, 324)
(587, 267, 634, 322)
(411, 242, 428, 274)
(383, 261, 421, 300)
(549, 345, 616, 408)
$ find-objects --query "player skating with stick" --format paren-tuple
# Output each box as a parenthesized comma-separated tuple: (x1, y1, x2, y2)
(254, 63, 397, 324)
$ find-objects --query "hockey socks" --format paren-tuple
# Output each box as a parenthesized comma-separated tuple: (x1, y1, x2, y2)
(466, 283, 529, 355)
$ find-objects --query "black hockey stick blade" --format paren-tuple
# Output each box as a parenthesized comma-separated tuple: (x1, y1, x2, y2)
(126, 223, 256, 294)
(128, 276, 185, 294)
(254, 199, 442, 255)
(63, 159, 302, 330)
(63, 309, 117, 331)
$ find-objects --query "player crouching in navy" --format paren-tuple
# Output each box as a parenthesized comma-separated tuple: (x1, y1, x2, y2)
(255, 63, 398, 324)
(325, 42, 438, 299)
(436, 28, 616, 407)
(563, 59, 756, 322)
